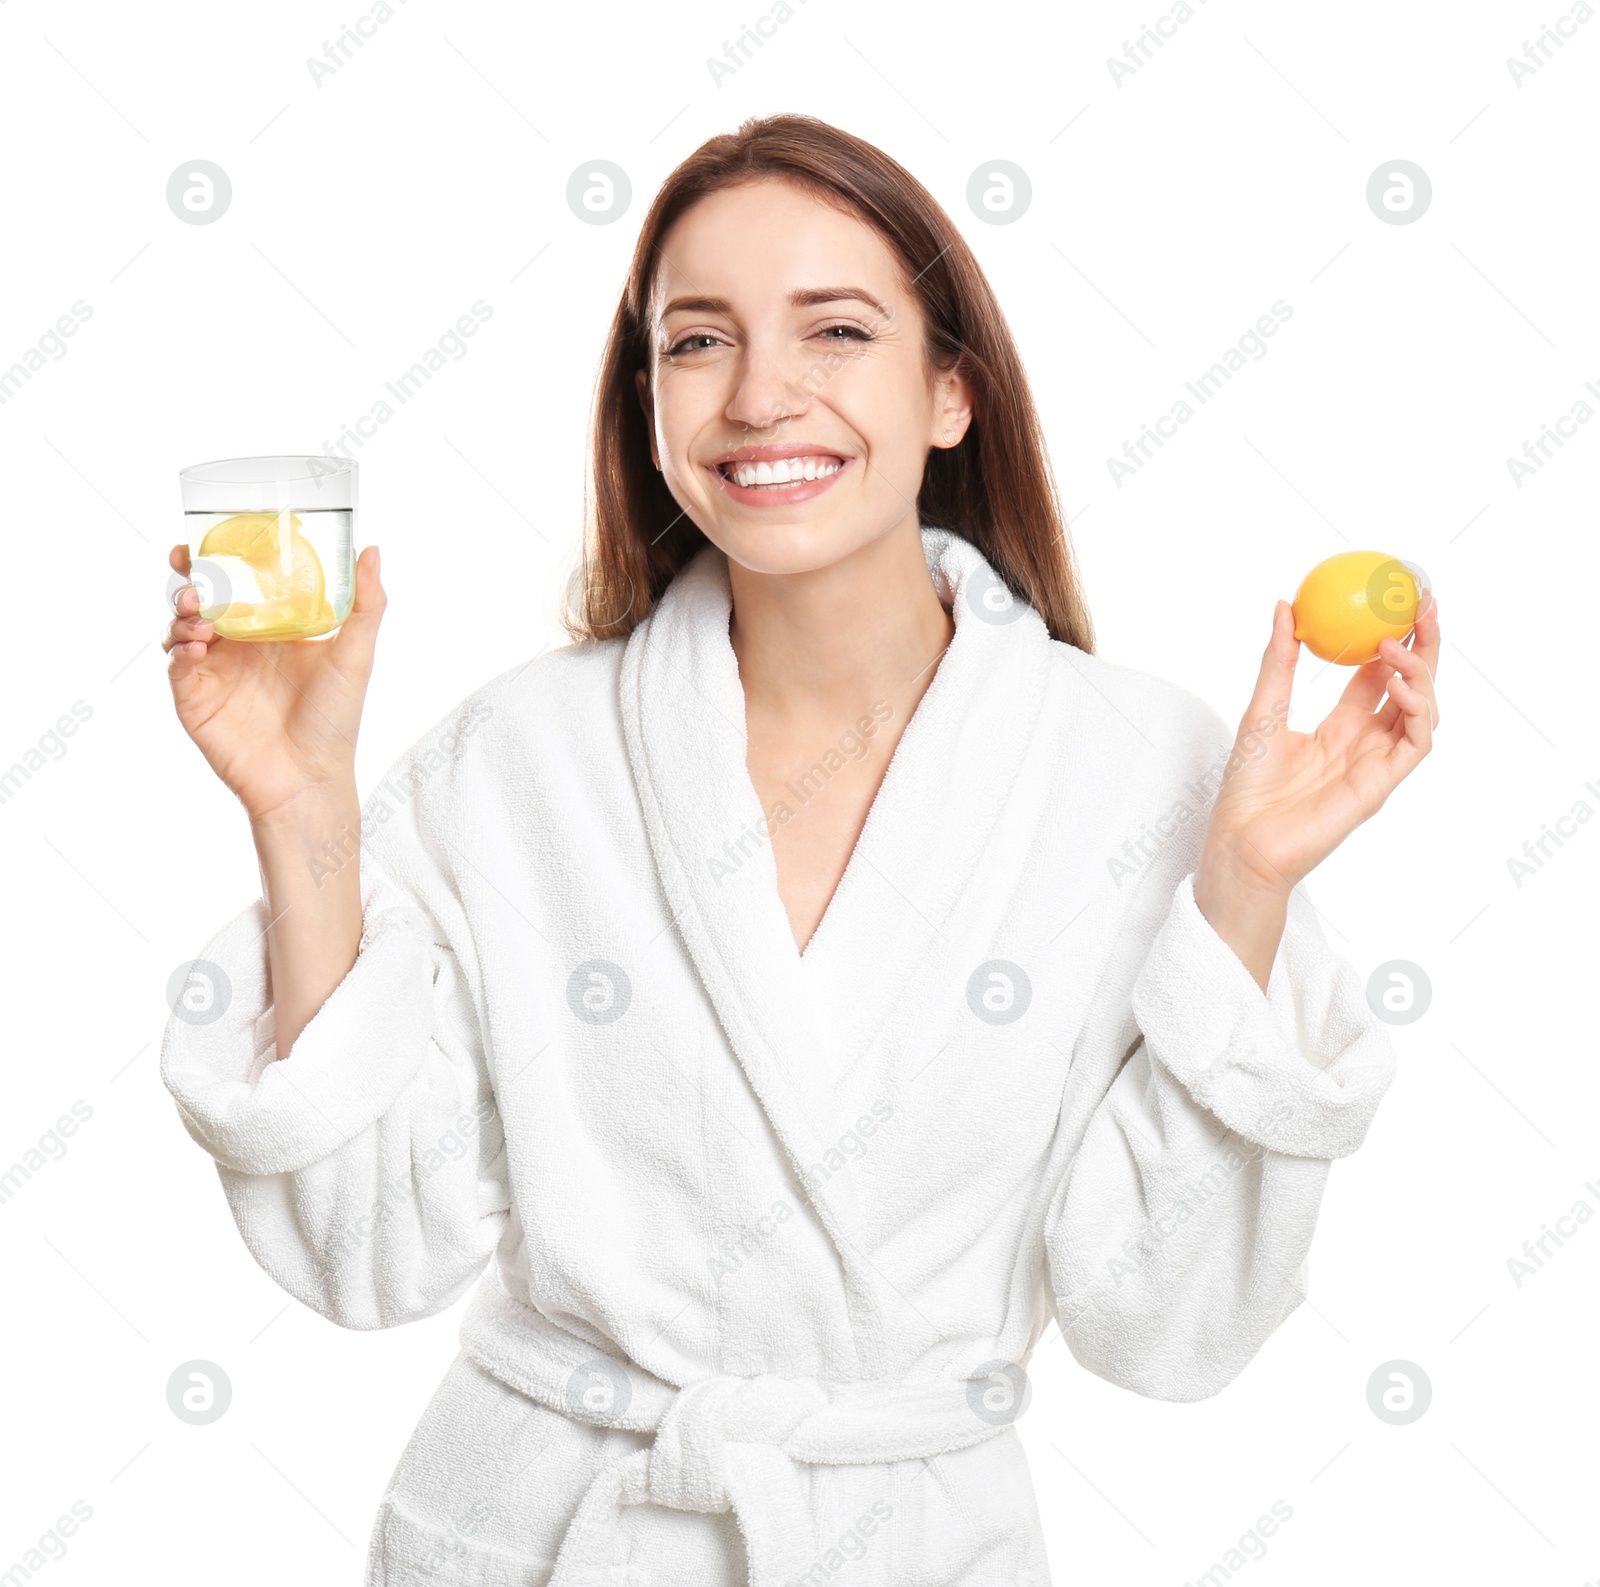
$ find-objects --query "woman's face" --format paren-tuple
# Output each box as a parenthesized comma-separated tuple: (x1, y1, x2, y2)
(635, 176, 971, 577)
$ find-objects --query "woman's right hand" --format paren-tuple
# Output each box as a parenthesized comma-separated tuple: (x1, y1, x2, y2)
(163, 543, 387, 822)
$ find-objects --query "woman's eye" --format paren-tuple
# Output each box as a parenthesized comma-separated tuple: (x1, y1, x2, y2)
(664, 325, 874, 357)
(664, 334, 721, 357)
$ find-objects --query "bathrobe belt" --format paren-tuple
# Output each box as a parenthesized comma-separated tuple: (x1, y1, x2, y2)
(459, 1277, 1012, 1585)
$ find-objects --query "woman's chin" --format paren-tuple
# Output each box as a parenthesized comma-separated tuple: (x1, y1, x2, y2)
(705, 518, 885, 579)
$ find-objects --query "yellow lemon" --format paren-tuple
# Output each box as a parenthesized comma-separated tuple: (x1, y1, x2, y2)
(197, 511, 331, 640)
(1291, 550, 1420, 665)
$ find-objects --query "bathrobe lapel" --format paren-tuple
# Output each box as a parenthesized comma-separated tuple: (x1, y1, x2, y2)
(618, 525, 1054, 1367)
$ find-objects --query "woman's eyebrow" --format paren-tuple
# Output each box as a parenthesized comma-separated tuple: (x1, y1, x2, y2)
(789, 286, 892, 317)
(659, 286, 892, 319)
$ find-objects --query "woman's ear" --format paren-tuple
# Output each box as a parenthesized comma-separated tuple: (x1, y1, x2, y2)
(932, 365, 976, 448)
(634, 368, 662, 470)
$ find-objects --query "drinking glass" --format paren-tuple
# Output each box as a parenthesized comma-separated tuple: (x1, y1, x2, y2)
(178, 455, 357, 641)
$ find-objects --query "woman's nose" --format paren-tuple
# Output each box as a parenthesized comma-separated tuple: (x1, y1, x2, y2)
(723, 339, 814, 433)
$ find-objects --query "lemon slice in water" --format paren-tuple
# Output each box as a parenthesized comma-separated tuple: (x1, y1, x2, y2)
(197, 512, 334, 639)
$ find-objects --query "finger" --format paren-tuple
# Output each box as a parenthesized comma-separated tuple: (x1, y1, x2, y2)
(169, 542, 191, 576)
(1380, 664, 1434, 778)
(162, 612, 215, 654)
(328, 544, 386, 671)
(1408, 589, 1441, 681)
(167, 635, 211, 688)
(1375, 636, 1437, 749)
(1375, 593, 1441, 732)
(1334, 651, 1395, 717)
(1378, 629, 1439, 732)
(1241, 599, 1298, 734)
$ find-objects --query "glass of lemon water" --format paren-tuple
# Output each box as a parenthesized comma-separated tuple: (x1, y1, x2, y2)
(178, 455, 357, 641)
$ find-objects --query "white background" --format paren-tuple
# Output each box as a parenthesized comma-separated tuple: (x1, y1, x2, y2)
(2, 0, 1597, 1582)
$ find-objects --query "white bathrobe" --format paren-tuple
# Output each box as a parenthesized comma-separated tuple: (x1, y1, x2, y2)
(161, 525, 1398, 1586)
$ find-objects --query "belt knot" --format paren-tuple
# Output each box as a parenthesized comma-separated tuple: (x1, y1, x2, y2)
(624, 1372, 828, 1513)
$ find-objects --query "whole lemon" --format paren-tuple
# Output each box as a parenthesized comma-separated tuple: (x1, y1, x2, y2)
(1291, 551, 1421, 665)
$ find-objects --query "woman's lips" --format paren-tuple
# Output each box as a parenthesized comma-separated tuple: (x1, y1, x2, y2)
(709, 457, 852, 508)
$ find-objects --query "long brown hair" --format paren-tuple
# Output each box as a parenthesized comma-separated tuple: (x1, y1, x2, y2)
(562, 112, 1095, 652)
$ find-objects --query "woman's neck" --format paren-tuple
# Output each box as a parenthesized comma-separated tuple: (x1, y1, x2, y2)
(726, 517, 954, 727)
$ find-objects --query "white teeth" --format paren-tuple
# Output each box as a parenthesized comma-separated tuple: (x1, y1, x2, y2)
(725, 456, 843, 488)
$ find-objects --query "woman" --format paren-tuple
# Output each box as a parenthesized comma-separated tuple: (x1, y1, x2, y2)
(160, 114, 1439, 1586)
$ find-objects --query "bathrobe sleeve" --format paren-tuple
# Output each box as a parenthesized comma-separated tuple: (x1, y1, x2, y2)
(1042, 709, 1399, 1402)
(159, 795, 511, 1332)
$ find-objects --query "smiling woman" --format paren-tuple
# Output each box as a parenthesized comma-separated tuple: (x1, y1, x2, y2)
(161, 112, 1440, 1586)
(573, 122, 1092, 648)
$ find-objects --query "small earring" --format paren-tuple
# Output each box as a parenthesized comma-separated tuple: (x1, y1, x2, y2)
(944, 429, 957, 443)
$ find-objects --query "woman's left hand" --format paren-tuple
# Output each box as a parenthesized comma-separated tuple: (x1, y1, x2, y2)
(1192, 591, 1441, 988)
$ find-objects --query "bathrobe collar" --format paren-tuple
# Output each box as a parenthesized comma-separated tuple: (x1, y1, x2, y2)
(619, 525, 1053, 1359)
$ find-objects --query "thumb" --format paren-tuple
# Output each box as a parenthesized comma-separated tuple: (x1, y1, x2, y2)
(330, 543, 386, 671)
(1240, 598, 1297, 734)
